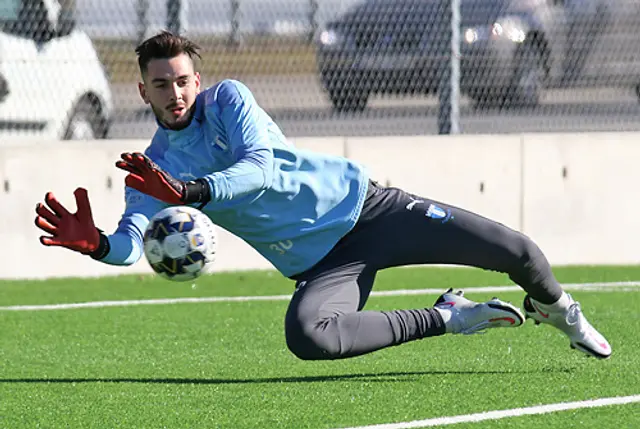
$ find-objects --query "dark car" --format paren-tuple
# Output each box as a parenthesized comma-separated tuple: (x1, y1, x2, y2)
(315, 0, 640, 111)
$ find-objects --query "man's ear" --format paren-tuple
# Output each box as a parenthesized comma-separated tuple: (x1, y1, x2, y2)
(194, 72, 201, 93)
(138, 82, 150, 104)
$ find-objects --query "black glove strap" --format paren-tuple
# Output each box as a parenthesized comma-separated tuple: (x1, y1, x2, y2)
(183, 178, 212, 205)
(88, 231, 111, 260)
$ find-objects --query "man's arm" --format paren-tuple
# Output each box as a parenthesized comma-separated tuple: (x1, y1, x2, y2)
(202, 80, 274, 203)
(115, 82, 275, 207)
(99, 187, 166, 266)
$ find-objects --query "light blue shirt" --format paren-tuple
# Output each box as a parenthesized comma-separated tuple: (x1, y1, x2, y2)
(102, 79, 369, 277)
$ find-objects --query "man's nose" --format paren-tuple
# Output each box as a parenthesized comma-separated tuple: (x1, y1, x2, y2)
(170, 82, 182, 100)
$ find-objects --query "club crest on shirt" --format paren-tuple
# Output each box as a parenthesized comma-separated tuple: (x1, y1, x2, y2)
(425, 204, 453, 223)
(213, 135, 228, 151)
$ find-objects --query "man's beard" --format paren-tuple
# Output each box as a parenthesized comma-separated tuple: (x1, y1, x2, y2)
(152, 103, 194, 131)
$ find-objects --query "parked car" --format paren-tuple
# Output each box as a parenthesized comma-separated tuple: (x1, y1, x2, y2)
(315, 0, 640, 111)
(0, 0, 113, 140)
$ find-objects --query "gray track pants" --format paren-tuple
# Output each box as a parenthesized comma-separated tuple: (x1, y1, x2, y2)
(285, 180, 563, 360)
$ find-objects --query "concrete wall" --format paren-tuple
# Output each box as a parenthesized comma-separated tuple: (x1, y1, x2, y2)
(1, 132, 638, 279)
(347, 134, 524, 231)
(520, 132, 640, 265)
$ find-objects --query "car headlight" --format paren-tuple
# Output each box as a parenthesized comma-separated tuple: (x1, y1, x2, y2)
(464, 27, 489, 44)
(493, 16, 527, 43)
(318, 29, 343, 46)
(463, 16, 527, 44)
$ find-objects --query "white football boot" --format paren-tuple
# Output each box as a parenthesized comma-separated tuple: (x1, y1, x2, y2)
(523, 293, 612, 359)
(434, 288, 525, 335)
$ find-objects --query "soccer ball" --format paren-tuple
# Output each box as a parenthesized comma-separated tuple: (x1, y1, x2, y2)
(143, 206, 217, 281)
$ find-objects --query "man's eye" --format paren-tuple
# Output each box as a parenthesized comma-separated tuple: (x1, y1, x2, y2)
(178, 79, 189, 87)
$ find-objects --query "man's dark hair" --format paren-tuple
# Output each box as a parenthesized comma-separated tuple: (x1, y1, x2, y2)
(135, 31, 202, 75)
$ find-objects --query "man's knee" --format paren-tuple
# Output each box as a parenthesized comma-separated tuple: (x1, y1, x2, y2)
(284, 315, 343, 361)
(516, 232, 546, 263)
(506, 232, 549, 279)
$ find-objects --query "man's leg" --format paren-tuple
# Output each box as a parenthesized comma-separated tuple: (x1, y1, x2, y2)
(356, 181, 563, 304)
(284, 264, 446, 360)
(285, 262, 524, 360)
(355, 181, 611, 358)
(284, 180, 525, 361)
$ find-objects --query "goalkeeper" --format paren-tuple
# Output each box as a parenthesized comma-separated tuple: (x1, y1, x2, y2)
(35, 31, 611, 361)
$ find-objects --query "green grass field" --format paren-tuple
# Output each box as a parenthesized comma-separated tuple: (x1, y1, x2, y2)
(1, 265, 639, 428)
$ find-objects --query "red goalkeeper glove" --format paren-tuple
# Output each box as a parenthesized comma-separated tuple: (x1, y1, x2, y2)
(34, 188, 110, 259)
(115, 152, 210, 205)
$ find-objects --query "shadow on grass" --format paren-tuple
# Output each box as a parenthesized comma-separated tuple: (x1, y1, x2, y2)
(0, 368, 574, 385)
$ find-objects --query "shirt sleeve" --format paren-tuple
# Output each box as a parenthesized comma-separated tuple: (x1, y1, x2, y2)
(202, 81, 274, 202)
(100, 186, 166, 266)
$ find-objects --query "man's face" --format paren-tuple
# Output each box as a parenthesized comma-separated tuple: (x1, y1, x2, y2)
(138, 53, 201, 130)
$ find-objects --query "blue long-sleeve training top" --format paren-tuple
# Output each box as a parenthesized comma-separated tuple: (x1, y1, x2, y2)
(101, 79, 369, 277)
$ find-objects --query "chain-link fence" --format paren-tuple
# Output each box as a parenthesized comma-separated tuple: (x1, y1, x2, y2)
(2, 0, 640, 141)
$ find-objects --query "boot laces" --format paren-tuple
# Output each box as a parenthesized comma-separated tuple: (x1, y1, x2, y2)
(566, 301, 583, 328)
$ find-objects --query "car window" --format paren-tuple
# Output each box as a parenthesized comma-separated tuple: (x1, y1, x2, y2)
(0, 0, 19, 30)
(1, 0, 56, 41)
(57, 0, 75, 36)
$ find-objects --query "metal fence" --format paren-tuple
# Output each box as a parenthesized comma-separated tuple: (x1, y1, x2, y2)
(2, 0, 640, 141)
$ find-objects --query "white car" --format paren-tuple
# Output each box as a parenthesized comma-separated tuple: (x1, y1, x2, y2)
(0, 0, 113, 141)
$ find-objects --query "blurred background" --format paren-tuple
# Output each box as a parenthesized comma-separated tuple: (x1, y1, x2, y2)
(2, 0, 640, 142)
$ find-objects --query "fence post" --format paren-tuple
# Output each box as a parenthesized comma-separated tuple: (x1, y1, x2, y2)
(308, 0, 319, 43)
(136, 0, 149, 44)
(437, 0, 461, 134)
(167, 0, 188, 35)
(229, 0, 242, 47)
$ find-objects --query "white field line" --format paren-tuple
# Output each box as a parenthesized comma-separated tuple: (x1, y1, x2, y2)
(1, 281, 639, 312)
(333, 394, 640, 429)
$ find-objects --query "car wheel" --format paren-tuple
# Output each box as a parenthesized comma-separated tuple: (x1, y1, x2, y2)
(64, 97, 108, 140)
(505, 43, 546, 109)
